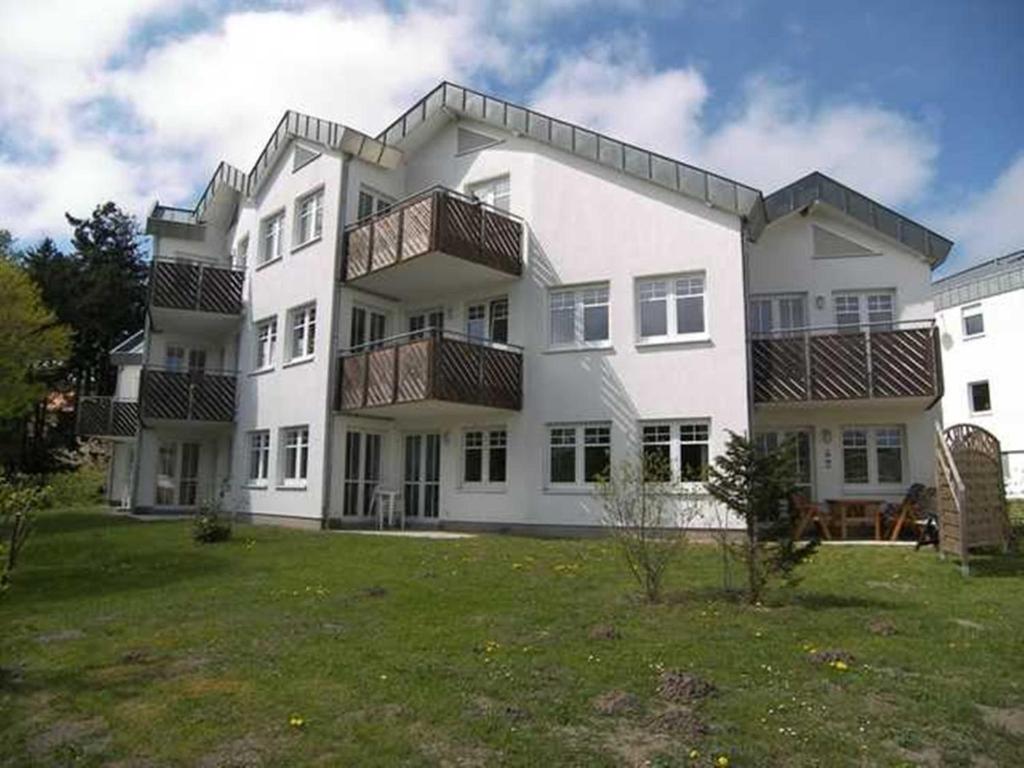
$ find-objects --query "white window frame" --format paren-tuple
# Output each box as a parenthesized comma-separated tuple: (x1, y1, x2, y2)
(961, 303, 984, 339)
(247, 430, 270, 487)
(748, 293, 808, 335)
(461, 428, 508, 489)
(467, 175, 511, 212)
(294, 186, 324, 248)
(259, 209, 285, 266)
(635, 272, 708, 344)
(547, 283, 611, 349)
(545, 422, 612, 489)
(465, 296, 509, 344)
(253, 316, 277, 372)
(841, 425, 906, 488)
(968, 380, 992, 414)
(234, 235, 249, 270)
(356, 187, 394, 221)
(280, 426, 310, 488)
(640, 419, 711, 485)
(287, 303, 316, 362)
(832, 290, 896, 330)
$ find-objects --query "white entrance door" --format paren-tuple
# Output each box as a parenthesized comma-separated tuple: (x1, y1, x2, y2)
(404, 433, 440, 518)
(343, 431, 382, 517)
(155, 441, 201, 507)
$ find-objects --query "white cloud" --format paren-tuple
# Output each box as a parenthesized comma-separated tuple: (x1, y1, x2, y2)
(938, 154, 1024, 268)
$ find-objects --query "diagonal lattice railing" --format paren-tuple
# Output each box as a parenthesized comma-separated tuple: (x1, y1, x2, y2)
(76, 397, 139, 438)
(139, 369, 237, 422)
(150, 260, 245, 315)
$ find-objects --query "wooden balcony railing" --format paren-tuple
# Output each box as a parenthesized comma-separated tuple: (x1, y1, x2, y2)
(343, 187, 523, 282)
(337, 330, 523, 412)
(751, 321, 942, 404)
(149, 259, 244, 315)
(76, 397, 139, 438)
(139, 368, 237, 422)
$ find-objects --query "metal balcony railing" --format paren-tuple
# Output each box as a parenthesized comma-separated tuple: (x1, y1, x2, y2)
(342, 186, 523, 283)
(750, 320, 942, 404)
(337, 329, 523, 412)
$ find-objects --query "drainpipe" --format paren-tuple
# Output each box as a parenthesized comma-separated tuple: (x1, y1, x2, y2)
(319, 152, 351, 529)
(740, 224, 754, 439)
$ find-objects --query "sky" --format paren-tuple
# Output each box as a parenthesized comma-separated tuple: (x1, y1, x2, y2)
(1, 0, 1021, 276)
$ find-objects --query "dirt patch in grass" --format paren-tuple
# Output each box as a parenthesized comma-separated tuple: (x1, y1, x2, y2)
(867, 618, 897, 636)
(27, 716, 110, 762)
(602, 722, 675, 767)
(588, 623, 620, 640)
(646, 705, 709, 740)
(891, 743, 944, 767)
(467, 694, 529, 722)
(361, 585, 389, 598)
(35, 628, 85, 644)
(657, 670, 716, 704)
(592, 690, 640, 716)
(196, 734, 270, 768)
(808, 649, 855, 665)
(414, 723, 500, 767)
(977, 704, 1024, 736)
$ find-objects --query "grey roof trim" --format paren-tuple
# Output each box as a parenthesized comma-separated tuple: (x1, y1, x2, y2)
(933, 249, 1024, 309)
(110, 329, 144, 366)
(377, 81, 768, 235)
(147, 160, 247, 233)
(764, 172, 953, 266)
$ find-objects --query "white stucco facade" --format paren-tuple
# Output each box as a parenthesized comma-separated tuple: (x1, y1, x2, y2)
(93, 84, 953, 531)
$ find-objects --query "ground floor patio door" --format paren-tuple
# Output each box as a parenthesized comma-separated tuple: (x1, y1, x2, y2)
(754, 428, 814, 498)
(343, 430, 382, 517)
(155, 441, 201, 507)
(403, 433, 440, 518)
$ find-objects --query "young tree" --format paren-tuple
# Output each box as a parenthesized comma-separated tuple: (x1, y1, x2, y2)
(595, 453, 699, 602)
(0, 260, 70, 421)
(706, 431, 817, 603)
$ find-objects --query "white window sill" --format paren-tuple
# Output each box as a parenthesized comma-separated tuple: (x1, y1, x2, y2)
(255, 255, 283, 272)
(635, 333, 711, 349)
(543, 484, 598, 495)
(456, 484, 507, 494)
(969, 410, 993, 417)
(282, 355, 315, 369)
(291, 236, 322, 254)
(963, 333, 984, 341)
(543, 343, 613, 355)
(276, 483, 308, 491)
(249, 366, 275, 377)
(244, 482, 268, 490)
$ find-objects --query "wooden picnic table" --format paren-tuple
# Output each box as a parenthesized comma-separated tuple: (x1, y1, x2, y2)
(826, 498, 887, 540)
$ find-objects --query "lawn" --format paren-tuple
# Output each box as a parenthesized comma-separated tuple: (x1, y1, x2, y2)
(2, 508, 1023, 767)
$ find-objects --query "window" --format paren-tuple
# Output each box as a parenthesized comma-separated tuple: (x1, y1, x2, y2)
(254, 317, 277, 371)
(357, 188, 393, 220)
(295, 188, 323, 245)
(248, 431, 270, 485)
(409, 309, 444, 338)
(165, 345, 185, 372)
(642, 421, 711, 482)
(749, 294, 807, 335)
(350, 306, 387, 348)
(259, 211, 284, 265)
(969, 380, 992, 413)
(962, 304, 984, 338)
(463, 429, 507, 485)
(637, 273, 706, 342)
(288, 304, 316, 361)
(548, 284, 610, 347)
(468, 176, 510, 212)
(466, 297, 508, 343)
(833, 290, 895, 330)
(234, 236, 249, 269)
(755, 430, 813, 497)
(548, 423, 614, 486)
(281, 427, 310, 486)
(842, 426, 904, 486)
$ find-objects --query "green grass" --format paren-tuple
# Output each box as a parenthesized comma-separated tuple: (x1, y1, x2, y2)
(2, 509, 1023, 767)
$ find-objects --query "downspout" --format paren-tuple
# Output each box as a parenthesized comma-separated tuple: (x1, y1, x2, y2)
(319, 151, 351, 529)
(740, 222, 754, 439)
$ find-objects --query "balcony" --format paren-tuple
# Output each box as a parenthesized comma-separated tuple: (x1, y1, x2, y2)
(337, 330, 523, 417)
(76, 397, 138, 439)
(148, 259, 244, 334)
(342, 187, 523, 302)
(751, 322, 942, 406)
(139, 368, 237, 424)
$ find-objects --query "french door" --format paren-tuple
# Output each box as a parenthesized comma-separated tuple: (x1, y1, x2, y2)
(343, 430, 382, 516)
(155, 441, 201, 506)
(403, 433, 440, 518)
(408, 309, 444, 338)
(754, 429, 814, 498)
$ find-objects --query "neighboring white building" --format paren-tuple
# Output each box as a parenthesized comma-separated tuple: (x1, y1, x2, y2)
(933, 251, 1024, 498)
(78, 83, 952, 531)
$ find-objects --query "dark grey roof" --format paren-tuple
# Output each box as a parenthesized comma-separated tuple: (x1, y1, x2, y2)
(764, 172, 953, 266)
(933, 249, 1024, 309)
(377, 81, 768, 235)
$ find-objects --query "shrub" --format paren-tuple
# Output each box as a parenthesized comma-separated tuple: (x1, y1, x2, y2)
(1, 478, 50, 598)
(47, 440, 109, 507)
(192, 496, 232, 544)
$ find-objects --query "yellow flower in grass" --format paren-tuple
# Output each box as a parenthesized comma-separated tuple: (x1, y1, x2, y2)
(833, 660, 849, 671)
(288, 715, 305, 728)
(688, 748, 700, 760)
(716, 756, 730, 767)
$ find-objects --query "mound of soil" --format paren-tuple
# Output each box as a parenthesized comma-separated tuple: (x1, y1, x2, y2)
(657, 670, 716, 703)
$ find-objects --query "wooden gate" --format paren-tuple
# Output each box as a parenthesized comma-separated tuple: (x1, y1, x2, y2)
(935, 423, 1009, 571)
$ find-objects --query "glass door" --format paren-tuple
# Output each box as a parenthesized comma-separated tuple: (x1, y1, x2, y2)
(343, 431, 382, 516)
(404, 433, 440, 518)
(179, 443, 201, 506)
(155, 441, 201, 507)
(754, 429, 814, 498)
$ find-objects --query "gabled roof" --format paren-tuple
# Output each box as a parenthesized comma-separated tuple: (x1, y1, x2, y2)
(110, 330, 144, 366)
(764, 172, 952, 266)
(377, 81, 767, 235)
(933, 249, 1024, 309)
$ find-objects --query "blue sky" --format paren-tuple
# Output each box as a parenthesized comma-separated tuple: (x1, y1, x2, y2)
(2, 0, 1021, 275)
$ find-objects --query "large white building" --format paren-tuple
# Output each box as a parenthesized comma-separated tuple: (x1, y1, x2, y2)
(78, 83, 951, 531)
(933, 251, 1024, 498)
